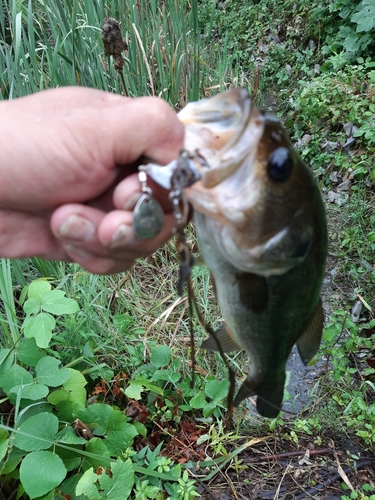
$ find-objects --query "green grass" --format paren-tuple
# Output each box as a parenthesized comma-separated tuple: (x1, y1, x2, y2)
(0, 0, 231, 104)
(1, 0, 375, 497)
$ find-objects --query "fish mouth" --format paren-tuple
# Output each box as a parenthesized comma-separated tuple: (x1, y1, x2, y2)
(179, 88, 263, 190)
(180, 88, 316, 277)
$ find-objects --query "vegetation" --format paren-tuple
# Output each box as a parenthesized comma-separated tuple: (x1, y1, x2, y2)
(0, 0, 374, 498)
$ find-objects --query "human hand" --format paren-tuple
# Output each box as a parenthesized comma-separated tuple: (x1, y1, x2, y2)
(0, 87, 184, 273)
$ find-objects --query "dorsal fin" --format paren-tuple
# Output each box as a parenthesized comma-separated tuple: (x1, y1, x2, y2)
(297, 298, 324, 365)
(201, 323, 242, 353)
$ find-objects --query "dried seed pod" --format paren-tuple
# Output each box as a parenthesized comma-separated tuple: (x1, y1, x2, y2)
(101, 17, 128, 94)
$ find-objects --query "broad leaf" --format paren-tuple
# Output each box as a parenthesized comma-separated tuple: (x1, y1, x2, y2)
(0, 349, 15, 377)
(150, 345, 171, 368)
(15, 412, 58, 451)
(189, 391, 207, 409)
(55, 426, 87, 445)
(205, 379, 229, 401)
(203, 401, 217, 418)
(17, 402, 53, 426)
(62, 369, 87, 408)
(41, 290, 80, 315)
(81, 438, 110, 472)
(63, 369, 87, 391)
(124, 378, 163, 399)
(47, 389, 69, 405)
(36, 356, 70, 387)
(10, 382, 49, 401)
(0, 364, 33, 395)
(76, 403, 113, 431)
(28, 280, 51, 302)
(107, 412, 138, 452)
(23, 312, 55, 348)
(98, 459, 134, 500)
(20, 451, 67, 499)
(60, 473, 83, 497)
(75, 468, 101, 499)
(56, 447, 82, 472)
(24, 297, 40, 315)
(0, 428, 8, 462)
(151, 370, 180, 383)
(17, 338, 46, 367)
(1, 447, 24, 474)
(351, 3, 375, 32)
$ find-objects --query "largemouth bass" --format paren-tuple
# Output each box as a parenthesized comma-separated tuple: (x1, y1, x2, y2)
(177, 88, 328, 418)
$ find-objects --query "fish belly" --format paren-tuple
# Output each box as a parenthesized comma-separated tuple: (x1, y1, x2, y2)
(194, 212, 290, 416)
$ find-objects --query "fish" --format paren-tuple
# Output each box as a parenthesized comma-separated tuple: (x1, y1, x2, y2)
(176, 88, 328, 418)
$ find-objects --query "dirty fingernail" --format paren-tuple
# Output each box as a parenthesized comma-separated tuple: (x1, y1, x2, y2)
(64, 244, 93, 260)
(59, 215, 95, 242)
(111, 224, 134, 248)
(123, 192, 142, 211)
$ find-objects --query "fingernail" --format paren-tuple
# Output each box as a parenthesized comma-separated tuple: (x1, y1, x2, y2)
(123, 192, 142, 211)
(111, 224, 134, 248)
(64, 244, 93, 260)
(59, 215, 95, 242)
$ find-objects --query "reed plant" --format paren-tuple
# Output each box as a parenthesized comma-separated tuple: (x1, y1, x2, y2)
(0, 0, 230, 104)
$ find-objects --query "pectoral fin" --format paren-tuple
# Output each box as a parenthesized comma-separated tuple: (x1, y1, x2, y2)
(234, 375, 286, 418)
(297, 298, 324, 365)
(201, 323, 242, 353)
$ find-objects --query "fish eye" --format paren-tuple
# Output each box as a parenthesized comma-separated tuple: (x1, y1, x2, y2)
(267, 147, 294, 182)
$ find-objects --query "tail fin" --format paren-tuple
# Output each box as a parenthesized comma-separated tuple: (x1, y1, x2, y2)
(234, 375, 285, 418)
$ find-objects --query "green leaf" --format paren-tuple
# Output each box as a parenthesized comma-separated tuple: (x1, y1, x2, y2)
(20, 450, 67, 499)
(76, 468, 101, 499)
(107, 412, 138, 452)
(35, 491, 54, 500)
(0, 428, 9, 462)
(150, 345, 171, 368)
(203, 401, 217, 418)
(113, 313, 134, 332)
(23, 312, 55, 348)
(343, 32, 360, 53)
(17, 338, 46, 367)
(189, 391, 207, 409)
(15, 412, 59, 451)
(351, 4, 375, 32)
(10, 382, 49, 401)
(56, 448, 82, 473)
(55, 426, 87, 445)
(1, 446, 24, 474)
(28, 280, 51, 302)
(81, 438, 110, 472)
(0, 364, 33, 395)
(124, 378, 163, 399)
(47, 389, 69, 405)
(151, 370, 180, 383)
(133, 421, 147, 438)
(64, 368, 87, 391)
(61, 368, 87, 408)
(205, 379, 229, 401)
(35, 356, 70, 387)
(24, 297, 41, 315)
(98, 459, 134, 500)
(0, 349, 15, 377)
(75, 403, 113, 431)
(41, 290, 80, 315)
(55, 400, 80, 422)
(60, 473, 83, 497)
(17, 402, 53, 426)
